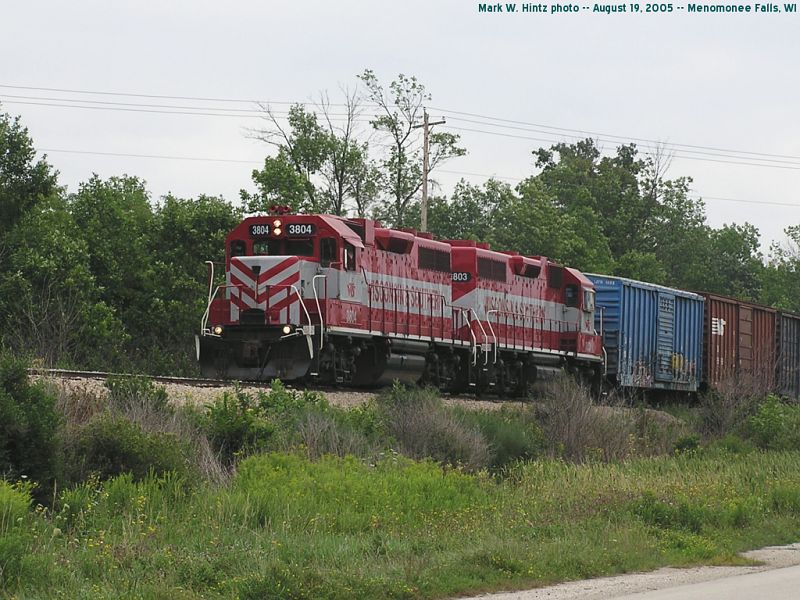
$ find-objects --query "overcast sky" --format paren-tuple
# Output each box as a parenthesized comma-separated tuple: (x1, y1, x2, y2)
(3, 0, 798, 251)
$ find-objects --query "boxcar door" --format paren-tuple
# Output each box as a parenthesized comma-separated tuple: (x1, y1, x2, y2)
(738, 305, 753, 374)
(655, 293, 676, 382)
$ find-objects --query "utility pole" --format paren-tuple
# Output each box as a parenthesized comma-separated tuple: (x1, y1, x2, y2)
(413, 109, 445, 232)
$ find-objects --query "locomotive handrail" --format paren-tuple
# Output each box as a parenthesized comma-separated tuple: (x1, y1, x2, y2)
(312, 274, 326, 350)
(476, 308, 581, 354)
(459, 308, 478, 366)
(486, 310, 499, 364)
(205, 261, 215, 309)
(289, 284, 313, 329)
(361, 272, 450, 339)
(468, 308, 491, 366)
(201, 284, 227, 334)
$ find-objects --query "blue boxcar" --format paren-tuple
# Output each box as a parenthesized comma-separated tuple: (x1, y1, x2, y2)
(587, 275, 704, 392)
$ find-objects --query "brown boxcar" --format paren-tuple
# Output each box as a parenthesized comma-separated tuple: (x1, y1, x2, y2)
(776, 312, 800, 400)
(700, 293, 776, 393)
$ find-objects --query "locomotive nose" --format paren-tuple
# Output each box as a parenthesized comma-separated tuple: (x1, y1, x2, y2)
(228, 255, 302, 326)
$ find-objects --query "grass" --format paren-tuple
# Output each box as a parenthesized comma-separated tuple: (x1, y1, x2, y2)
(5, 363, 800, 599)
(4, 448, 800, 599)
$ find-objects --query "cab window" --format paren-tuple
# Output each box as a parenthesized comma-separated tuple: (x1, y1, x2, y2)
(253, 240, 278, 255)
(252, 239, 314, 256)
(565, 284, 579, 307)
(285, 239, 314, 256)
(320, 238, 337, 266)
(230, 240, 246, 257)
(344, 242, 356, 271)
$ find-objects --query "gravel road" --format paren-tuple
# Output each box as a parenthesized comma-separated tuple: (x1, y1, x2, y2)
(458, 543, 800, 600)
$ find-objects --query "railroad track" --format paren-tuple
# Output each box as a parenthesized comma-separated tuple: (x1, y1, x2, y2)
(29, 368, 516, 408)
(27, 368, 376, 396)
(28, 368, 246, 388)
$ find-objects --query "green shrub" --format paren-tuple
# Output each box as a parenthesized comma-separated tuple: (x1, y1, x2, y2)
(747, 395, 800, 450)
(673, 434, 701, 455)
(200, 381, 333, 465)
(105, 375, 170, 414)
(708, 433, 756, 454)
(770, 486, 800, 514)
(0, 353, 61, 491)
(0, 480, 30, 533)
(65, 412, 191, 482)
(232, 452, 490, 534)
(634, 491, 711, 533)
(457, 407, 546, 471)
(0, 481, 34, 588)
(202, 387, 276, 464)
(377, 383, 490, 471)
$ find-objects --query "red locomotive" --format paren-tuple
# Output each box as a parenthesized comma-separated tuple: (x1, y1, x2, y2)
(197, 213, 603, 394)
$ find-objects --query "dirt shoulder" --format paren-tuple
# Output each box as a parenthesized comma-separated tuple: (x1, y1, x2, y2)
(457, 543, 800, 600)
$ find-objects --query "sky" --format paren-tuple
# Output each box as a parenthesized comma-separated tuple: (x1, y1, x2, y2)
(2, 0, 799, 251)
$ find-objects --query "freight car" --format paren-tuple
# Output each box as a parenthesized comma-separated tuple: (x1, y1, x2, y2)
(588, 277, 800, 399)
(777, 311, 800, 400)
(197, 213, 603, 394)
(587, 275, 704, 394)
(698, 292, 776, 395)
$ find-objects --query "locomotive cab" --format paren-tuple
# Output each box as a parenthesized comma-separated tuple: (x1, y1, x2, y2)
(197, 214, 363, 381)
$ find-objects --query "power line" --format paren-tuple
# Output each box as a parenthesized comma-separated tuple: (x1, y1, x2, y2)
(0, 99, 370, 122)
(17, 94, 794, 171)
(39, 147, 261, 164)
(3, 99, 268, 119)
(36, 147, 798, 209)
(431, 105, 800, 162)
(0, 83, 366, 107)
(696, 194, 799, 208)
(444, 126, 800, 172)
(4, 82, 799, 163)
(0, 93, 364, 117)
(446, 116, 800, 167)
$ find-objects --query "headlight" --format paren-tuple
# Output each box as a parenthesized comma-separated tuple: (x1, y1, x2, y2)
(273, 227, 282, 236)
(273, 219, 282, 227)
(213, 325, 223, 335)
(282, 325, 292, 335)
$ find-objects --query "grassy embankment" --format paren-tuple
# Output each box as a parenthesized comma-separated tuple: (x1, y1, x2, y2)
(2, 355, 800, 599)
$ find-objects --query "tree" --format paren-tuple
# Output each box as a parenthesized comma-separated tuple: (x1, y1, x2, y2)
(488, 177, 614, 272)
(426, 179, 514, 241)
(533, 139, 654, 259)
(359, 70, 465, 226)
(648, 176, 712, 290)
(762, 226, 800, 312)
(316, 89, 380, 217)
(245, 105, 331, 213)
(145, 194, 241, 372)
(0, 109, 59, 238)
(69, 175, 156, 362)
(705, 223, 764, 300)
(245, 91, 379, 216)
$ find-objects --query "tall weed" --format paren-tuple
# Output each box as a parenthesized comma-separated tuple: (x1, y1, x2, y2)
(377, 383, 490, 471)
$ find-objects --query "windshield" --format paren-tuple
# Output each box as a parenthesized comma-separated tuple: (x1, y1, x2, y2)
(252, 239, 314, 257)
